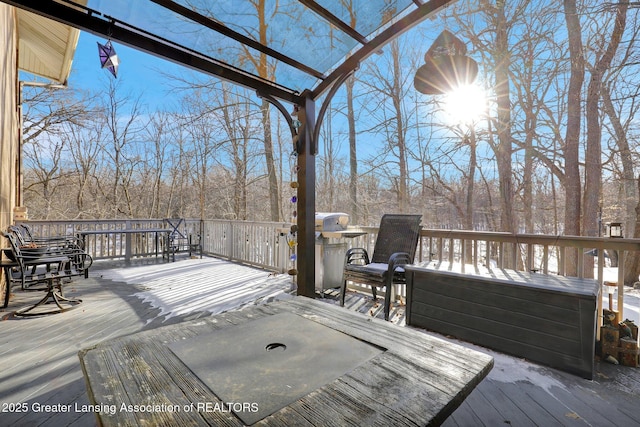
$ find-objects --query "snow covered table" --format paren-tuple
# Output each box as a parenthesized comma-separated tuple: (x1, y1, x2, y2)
(78, 296, 493, 426)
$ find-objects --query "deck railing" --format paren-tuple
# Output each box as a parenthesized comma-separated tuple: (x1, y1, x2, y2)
(416, 229, 640, 279)
(201, 219, 291, 271)
(21, 219, 199, 261)
(20, 219, 640, 278)
(16, 219, 640, 316)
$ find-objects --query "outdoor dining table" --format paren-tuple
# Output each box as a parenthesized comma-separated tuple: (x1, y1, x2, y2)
(76, 228, 173, 276)
(78, 296, 493, 426)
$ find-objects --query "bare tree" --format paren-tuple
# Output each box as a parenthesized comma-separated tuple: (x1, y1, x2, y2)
(359, 38, 413, 212)
(21, 84, 89, 218)
(96, 78, 147, 217)
(557, 0, 586, 275)
(140, 112, 175, 218)
(317, 105, 338, 212)
(218, 86, 263, 220)
(180, 91, 223, 220)
(583, 1, 629, 241)
(506, 3, 559, 233)
(342, 76, 359, 223)
(65, 122, 102, 218)
(22, 137, 69, 219)
(492, 0, 516, 233)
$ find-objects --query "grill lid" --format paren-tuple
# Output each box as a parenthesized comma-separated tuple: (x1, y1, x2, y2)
(315, 212, 349, 232)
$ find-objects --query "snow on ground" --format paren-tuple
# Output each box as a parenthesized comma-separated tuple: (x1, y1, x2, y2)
(97, 257, 295, 322)
(98, 258, 640, 328)
(98, 258, 640, 393)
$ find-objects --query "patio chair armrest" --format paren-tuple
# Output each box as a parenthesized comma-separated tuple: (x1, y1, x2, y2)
(64, 248, 93, 267)
(387, 252, 412, 274)
(345, 247, 370, 265)
(34, 245, 93, 272)
(21, 254, 70, 270)
(63, 251, 93, 274)
(81, 251, 93, 270)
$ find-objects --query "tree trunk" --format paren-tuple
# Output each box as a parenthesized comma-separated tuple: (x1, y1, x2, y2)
(391, 40, 408, 212)
(563, 0, 585, 276)
(584, 1, 628, 237)
(583, 1, 627, 278)
(255, 0, 281, 221)
(261, 99, 281, 221)
(346, 76, 358, 224)
(465, 130, 477, 263)
(623, 175, 640, 285)
(494, 1, 515, 234)
(602, 88, 636, 239)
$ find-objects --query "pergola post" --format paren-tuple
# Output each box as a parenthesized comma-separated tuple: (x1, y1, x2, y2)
(296, 91, 316, 298)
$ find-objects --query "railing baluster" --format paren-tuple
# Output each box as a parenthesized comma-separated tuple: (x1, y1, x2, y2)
(473, 239, 478, 267)
(618, 252, 625, 320)
(577, 247, 584, 278)
(450, 238, 454, 265)
(460, 238, 466, 274)
(542, 245, 549, 274)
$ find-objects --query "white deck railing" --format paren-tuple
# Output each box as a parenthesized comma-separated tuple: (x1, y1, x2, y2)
(20, 219, 640, 278)
(18, 219, 640, 317)
(20, 219, 169, 260)
(201, 219, 291, 272)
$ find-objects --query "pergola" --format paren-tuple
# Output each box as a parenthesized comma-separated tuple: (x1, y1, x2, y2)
(3, 0, 457, 297)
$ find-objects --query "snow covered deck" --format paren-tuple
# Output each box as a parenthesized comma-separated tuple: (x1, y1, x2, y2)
(1, 256, 639, 426)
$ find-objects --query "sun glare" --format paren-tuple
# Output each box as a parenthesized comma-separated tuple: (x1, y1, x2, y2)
(444, 84, 487, 125)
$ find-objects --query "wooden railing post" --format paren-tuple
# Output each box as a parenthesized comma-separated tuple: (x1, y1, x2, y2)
(618, 252, 626, 320)
(124, 220, 132, 262)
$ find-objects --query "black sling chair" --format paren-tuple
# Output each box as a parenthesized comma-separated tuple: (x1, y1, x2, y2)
(340, 214, 422, 321)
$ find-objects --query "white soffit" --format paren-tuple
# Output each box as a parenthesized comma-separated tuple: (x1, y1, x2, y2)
(16, 1, 86, 83)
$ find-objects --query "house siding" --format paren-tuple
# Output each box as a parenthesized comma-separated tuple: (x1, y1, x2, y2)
(0, 3, 18, 232)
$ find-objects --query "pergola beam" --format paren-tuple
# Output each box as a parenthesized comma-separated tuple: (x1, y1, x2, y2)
(4, 0, 300, 103)
(150, 0, 326, 80)
(311, 0, 456, 100)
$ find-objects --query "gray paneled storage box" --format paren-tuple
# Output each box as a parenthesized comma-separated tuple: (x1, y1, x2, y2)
(405, 265, 600, 379)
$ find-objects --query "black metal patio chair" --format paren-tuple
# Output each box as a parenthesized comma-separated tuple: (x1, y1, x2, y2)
(2, 230, 85, 315)
(164, 218, 202, 261)
(340, 214, 422, 321)
(7, 225, 92, 275)
(10, 224, 86, 256)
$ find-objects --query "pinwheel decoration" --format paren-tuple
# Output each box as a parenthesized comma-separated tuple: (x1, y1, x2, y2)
(97, 40, 120, 78)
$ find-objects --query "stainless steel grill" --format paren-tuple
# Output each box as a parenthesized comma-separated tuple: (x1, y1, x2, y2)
(314, 213, 365, 293)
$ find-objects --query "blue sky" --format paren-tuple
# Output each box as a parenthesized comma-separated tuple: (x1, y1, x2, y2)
(60, 26, 483, 172)
(68, 32, 189, 110)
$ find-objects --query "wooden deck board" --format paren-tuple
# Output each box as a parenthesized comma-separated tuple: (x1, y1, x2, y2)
(464, 378, 537, 426)
(553, 383, 636, 426)
(445, 380, 507, 426)
(1, 256, 640, 426)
